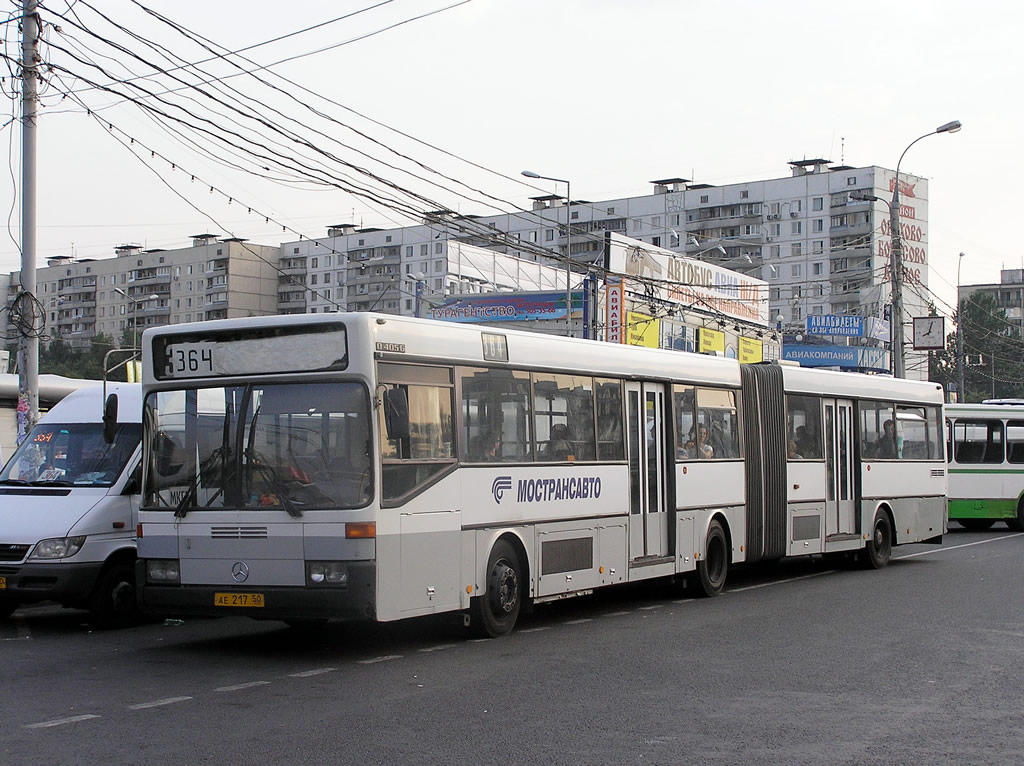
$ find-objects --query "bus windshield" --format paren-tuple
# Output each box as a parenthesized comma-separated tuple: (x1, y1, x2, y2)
(1, 422, 141, 488)
(144, 381, 372, 513)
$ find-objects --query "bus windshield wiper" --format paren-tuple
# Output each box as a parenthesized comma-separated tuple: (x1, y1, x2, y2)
(30, 479, 74, 487)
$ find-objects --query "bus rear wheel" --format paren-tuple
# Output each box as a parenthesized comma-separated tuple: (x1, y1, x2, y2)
(471, 540, 522, 638)
(860, 510, 892, 569)
(1006, 499, 1024, 532)
(958, 518, 995, 531)
(696, 520, 728, 597)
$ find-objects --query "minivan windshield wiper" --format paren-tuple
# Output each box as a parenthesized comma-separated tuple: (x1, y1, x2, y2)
(0, 478, 28, 485)
(30, 479, 75, 487)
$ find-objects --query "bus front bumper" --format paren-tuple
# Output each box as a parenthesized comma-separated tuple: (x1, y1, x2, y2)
(135, 560, 376, 622)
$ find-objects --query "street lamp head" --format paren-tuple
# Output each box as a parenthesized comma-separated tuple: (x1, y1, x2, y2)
(936, 120, 962, 134)
(688, 237, 700, 247)
(714, 245, 727, 256)
(114, 287, 128, 298)
(521, 170, 541, 179)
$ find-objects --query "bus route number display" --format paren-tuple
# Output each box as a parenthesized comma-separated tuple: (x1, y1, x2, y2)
(165, 343, 216, 378)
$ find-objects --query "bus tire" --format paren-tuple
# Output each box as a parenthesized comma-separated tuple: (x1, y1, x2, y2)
(1006, 499, 1024, 532)
(89, 563, 139, 629)
(0, 600, 17, 619)
(696, 520, 728, 597)
(958, 518, 995, 531)
(471, 540, 522, 638)
(860, 510, 892, 569)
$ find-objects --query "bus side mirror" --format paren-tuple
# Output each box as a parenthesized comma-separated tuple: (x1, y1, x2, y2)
(382, 388, 410, 441)
(102, 393, 118, 444)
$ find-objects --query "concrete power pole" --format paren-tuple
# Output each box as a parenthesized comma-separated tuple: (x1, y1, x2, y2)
(17, 0, 40, 440)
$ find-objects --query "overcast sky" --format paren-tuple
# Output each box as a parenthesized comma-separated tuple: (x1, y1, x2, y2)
(2, 0, 1018, 319)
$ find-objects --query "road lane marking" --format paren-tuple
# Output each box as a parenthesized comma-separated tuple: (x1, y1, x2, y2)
(518, 626, 549, 633)
(638, 605, 663, 611)
(214, 681, 270, 692)
(128, 697, 192, 710)
(418, 644, 456, 653)
(24, 714, 100, 728)
(358, 655, 401, 664)
(288, 668, 336, 677)
(729, 569, 836, 592)
(895, 532, 1024, 560)
(565, 618, 593, 625)
(672, 599, 696, 604)
(603, 611, 632, 617)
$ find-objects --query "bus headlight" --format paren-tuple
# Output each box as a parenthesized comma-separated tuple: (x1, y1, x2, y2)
(307, 561, 348, 586)
(31, 536, 86, 559)
(146, 559, 181, 584)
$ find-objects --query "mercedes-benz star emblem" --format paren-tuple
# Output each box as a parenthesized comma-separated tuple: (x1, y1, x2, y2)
(231, 561, 249, 583)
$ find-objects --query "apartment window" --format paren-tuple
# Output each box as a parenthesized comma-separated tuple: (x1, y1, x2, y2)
(652, 216, 661, 227)
(813, 197, 824, 211)
(632, 219, 641, 232)
(324, 272, 331, 283)
(792, 264, 802, 278)
(741, 190, 749, 199)
(358, 239, 365, 246)
(420, 244, 428, 256)
(847, 177, 857, 186)
(434, 242, 442, 254)
(545, 229, 554, 241)
(529, 231, 538, 242)
(791, 221, 802, 235)
(325, 256, 331, 267)
(770, 223, 781, 237)
(770, 245, 780, 259)
(311, 257, 318, 268)
(434, 260, 444, 272)
(570, 211, 579, 220)
(700, 195, 709, 204)
(293, 247, 299, 254)
(792, 242, 802, 257)
(813, 240, 825, 254)
(607, 207, 615, 214)
(385, 235, 392, 243)
(671, 214, 680, 226)
(812, 262, 824, 276)
(813, 219, 824, 233)
(771, 288, 781, 300)
(405, 246, 413, 257)
(652, 236, 661, 247)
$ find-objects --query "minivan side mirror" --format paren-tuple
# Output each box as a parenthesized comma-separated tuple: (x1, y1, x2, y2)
(102, 393, 118, 444)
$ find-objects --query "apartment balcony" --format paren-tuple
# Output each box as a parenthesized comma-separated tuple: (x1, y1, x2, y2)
(278, 294, 307, 311)
(279, 263, 307, 277)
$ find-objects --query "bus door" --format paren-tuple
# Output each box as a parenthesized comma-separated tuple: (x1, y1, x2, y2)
(824, 398, 856, 536)
(626, 382, 669, 560)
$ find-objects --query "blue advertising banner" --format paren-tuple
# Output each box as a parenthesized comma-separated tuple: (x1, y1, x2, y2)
(805, 314, 864, 337)
(430, 291, 583, 323)
(783, 344, 888, 372)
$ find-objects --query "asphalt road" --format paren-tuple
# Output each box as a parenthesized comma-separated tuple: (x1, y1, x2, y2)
(3, 528, 1023, 766)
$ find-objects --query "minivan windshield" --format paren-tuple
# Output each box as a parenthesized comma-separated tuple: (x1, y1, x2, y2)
(1, 422, 141, 488)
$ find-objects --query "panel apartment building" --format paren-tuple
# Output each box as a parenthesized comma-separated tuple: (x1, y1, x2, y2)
(286, 159, 929, 376)
(5, 235, 280, 349)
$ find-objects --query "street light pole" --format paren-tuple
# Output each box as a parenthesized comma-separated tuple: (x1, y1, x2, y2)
(889, 119, 961, 378)
(523, 170, 572, 337)
(957, 251, 966, 402)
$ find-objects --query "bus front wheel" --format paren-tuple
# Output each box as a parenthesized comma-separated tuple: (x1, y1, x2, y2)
(471, 540, 522, 638)
(696, 520, 728, 597)
(861, 511, 892, 569)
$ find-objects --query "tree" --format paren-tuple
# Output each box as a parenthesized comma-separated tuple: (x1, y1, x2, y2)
(931, 292, 1024, 402)
(37, 333, 129, 381)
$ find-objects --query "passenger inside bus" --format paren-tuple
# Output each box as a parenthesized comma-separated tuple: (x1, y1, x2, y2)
(682, 426, 713, 459)
(470, 430, 502, 462)
(546, 423, 573, 460)
(876, 419, 898, 458)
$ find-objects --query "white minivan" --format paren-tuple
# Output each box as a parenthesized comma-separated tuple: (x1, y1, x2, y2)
(0, 384, 141, 626)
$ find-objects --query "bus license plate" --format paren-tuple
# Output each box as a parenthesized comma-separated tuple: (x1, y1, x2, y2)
(214, 592, 264, 608)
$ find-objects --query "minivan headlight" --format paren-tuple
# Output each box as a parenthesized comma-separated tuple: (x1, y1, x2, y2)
(31, 536, 86, 559)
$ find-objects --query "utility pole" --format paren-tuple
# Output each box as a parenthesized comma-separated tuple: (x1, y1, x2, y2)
(18, 0, 40, 441)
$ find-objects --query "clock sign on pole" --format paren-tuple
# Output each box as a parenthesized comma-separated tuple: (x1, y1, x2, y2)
(912, 316, 945, 350)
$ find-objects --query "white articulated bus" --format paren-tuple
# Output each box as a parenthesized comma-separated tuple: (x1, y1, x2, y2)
(945, 401, 1024, 531)
(135, 313, 946, 636)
